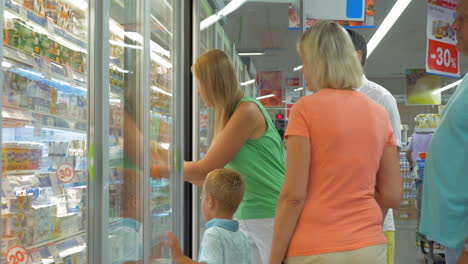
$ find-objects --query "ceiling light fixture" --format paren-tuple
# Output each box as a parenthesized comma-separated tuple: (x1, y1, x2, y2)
(241, 79, 256, 86)
(294, 87, 304, 92)
(367, 0, 413, 58)
(200, 0, 248, 30)
(151, 85, 173, 97)
(238, 52, 265, 56)
(293, 65, 303, 72)
(256, 94, 275, 100)
(432, 79, 462, 95)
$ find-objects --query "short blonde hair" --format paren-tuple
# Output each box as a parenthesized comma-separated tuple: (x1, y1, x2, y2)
(192, 50, 244, 136)
(204, 168, 245, 213)
(297, 20, 363, 90)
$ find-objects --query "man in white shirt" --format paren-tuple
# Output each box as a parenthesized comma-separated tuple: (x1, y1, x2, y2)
(347, 29, 402, 264)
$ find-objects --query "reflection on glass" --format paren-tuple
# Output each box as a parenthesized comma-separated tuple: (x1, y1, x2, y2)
(108, 1, 147, 263)
(150, 0, 174, 262)
(2, 0, 89, 262)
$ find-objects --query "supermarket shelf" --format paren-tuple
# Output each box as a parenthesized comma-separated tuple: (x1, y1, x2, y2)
(4, 105, 86, 124)
(414, 128, 437, 133)
(5, 3, 87, 51)
(151, 15, 173, 37)
(4, 47, 87, 90)
(3, 105, 87, 133)
(42, 125, 87, 134)
(3, 170, 41, 175)
(26, 230, 85, 251)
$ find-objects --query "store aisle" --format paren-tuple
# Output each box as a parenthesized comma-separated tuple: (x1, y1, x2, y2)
(395, 220, 427, 264)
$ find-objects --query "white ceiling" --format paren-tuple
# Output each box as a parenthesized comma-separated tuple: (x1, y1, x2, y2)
(221, 0, 468, 81)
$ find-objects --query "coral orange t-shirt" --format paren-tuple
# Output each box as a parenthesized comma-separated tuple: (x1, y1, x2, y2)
(285, 88, 396, 256)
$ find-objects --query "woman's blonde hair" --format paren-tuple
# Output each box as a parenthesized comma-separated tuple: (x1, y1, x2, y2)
(192, 50, 244, 136)
(297, 20, 363, 90)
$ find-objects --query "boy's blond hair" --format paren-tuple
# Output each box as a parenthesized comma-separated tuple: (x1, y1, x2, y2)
(204, 168, 245, 213)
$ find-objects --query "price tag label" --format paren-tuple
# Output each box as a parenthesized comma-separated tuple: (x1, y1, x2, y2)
(6, 246, 29, 264)
(20, 7, 27, 18)
(56, 163, 75, 184)
(29, 248, 42, 264)
(34, 114, 43, 137)
(427, 39, 460, 77)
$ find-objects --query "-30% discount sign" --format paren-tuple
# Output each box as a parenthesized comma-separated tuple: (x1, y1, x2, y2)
(56, 163, 75, 184)
(7, 246, 29, 264)
(427, 39, 459, 76)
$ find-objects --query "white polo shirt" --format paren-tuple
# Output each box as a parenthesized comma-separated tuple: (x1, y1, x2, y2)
(357, 75, 402, 232)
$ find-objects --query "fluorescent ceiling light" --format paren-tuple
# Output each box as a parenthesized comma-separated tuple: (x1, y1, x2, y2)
(109, 64, 129, 74)
(151, 53, 172, 69)
(61, 0, 88, 11)
(367, 0, 412, 58)
(432, 79, 462, 95)
(239, 52, 265, 56)
(124, 32, 171, 58)
(293, 65, 303, 72)
(241, 79, 255, 86)
(294, 87, 303, 92)
(200, 0, 248, 30)
(109, 40, 143, 50)
(160, 143, 170, 150)
(151, 85, 173, 97)
(110, 19, 125, 37)
(2, 61, 13, 68)
(256, 94, 275, 100)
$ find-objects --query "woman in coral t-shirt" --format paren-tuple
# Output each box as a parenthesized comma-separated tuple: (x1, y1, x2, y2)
(269, 21, 402, 264)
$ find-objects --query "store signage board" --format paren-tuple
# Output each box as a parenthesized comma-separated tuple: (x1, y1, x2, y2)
(426, 0, 460, 77)
(289, 0, 374, 29)
(305, 0, 365, 21)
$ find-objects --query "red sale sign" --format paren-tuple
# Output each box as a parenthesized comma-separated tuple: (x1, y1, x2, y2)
(426, 1, 460, 77)
(56, 163, 75, 184)
(6, 246, 29, 264)
(426, 39, 460, 76)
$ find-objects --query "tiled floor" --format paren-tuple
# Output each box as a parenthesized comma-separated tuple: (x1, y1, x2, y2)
(395, 220, 428, 264)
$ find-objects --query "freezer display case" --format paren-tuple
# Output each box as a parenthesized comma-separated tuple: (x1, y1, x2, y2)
(1, 0, 89, 262)
(1, 0, 184, 263)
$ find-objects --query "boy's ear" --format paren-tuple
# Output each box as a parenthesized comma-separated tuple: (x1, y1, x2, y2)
(207, 194, 216, 209)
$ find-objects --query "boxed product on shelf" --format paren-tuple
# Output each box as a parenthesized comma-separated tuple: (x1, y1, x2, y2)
(394, 208, 418, 220)
(414, 114, 441, 129)
(45, 0, 58, 23)
(47, 40, 62, 64)
(55, 213, 82, 238)
(2, 142, 43, 171)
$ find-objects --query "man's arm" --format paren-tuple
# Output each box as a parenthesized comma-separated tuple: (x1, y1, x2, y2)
(457, 237, 468, 264)
(406, 149, 414, 171)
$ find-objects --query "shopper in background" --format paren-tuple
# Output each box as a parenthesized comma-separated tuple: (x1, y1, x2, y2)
(152, 50, 285, 264)
(405, 132, 433, 171)
(419, 0, 468, 263)
(347, 29, 402, 264)
(167, 169, 251, 264)
(269, 21, 402, 264)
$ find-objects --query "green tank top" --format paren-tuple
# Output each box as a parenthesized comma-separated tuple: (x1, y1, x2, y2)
(226, 97, 285, 219)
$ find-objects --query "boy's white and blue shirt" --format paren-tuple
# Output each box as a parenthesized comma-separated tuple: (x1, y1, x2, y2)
(199, 219, 252, 264)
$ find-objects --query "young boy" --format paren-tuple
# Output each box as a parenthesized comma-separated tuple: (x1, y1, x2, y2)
(167, 168, 251, 264)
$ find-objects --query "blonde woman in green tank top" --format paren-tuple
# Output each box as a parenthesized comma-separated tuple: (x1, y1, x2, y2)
(151, 50, 285, 264)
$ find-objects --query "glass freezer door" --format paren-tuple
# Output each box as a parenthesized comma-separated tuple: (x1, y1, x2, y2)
(2, 0, 89, 262)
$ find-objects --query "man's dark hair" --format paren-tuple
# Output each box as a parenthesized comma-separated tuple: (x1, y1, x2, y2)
(346, 29, 367, 66)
